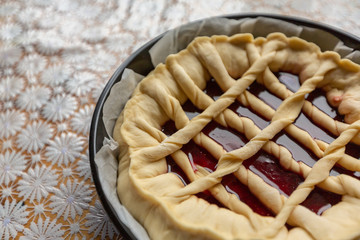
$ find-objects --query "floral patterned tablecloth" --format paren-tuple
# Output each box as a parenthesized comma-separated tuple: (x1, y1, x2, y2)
(0, 0, 360, 239)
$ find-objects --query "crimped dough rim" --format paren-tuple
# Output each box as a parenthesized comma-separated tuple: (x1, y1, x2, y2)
(113, 33, 360, 240)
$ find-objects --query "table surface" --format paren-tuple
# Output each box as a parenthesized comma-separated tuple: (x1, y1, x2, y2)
(1, 0, 360, 239)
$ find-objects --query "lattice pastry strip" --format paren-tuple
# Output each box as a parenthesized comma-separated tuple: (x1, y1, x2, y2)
(241, 85, 360, 171)
(141, 68, 296, 223)
(233, 92, 360, 199)
(164, 38, 335, 195)
(261, 69, 360, 153)
(134, 42, 294, 235)
(237, 89, 360, 195)
(262, 67, 360, 141)
(114, 33, 360, 239)
(164, 49, 359, 207)
(166, 39, 360, 237)
(168, 43, 360, 189)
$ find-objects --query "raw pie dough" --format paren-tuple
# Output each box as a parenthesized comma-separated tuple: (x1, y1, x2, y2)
(113, 33, 360, 240)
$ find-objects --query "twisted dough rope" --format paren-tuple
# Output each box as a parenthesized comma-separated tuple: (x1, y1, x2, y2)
(236, 90, 360, 196)
(118, 32, 360, 239)
(130, 43, 277, 163)
(241, 88, 360, 171)
(261, 119, 360, 237)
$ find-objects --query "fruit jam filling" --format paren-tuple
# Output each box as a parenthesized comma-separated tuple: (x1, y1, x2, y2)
(162, 73, 360, 216)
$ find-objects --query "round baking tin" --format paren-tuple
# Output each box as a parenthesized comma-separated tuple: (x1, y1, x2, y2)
(89, 13, 360, 240)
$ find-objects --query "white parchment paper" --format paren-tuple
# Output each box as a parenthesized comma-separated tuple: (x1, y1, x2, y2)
(95, 16, 360, 239)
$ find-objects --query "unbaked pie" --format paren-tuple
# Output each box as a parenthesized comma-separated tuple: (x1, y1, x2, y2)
(113, 32, 360, 240)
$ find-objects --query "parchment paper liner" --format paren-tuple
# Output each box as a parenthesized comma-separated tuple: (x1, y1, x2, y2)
(95, 16, 360, 240)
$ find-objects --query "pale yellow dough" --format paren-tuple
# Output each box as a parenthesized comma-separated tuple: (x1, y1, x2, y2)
(113, 33, 360, 240)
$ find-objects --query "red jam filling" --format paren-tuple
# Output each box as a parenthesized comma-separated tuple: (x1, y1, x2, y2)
(162, 73, 360, 217)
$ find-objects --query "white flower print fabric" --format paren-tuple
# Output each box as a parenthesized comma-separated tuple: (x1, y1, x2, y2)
(0, 0, 360, 239)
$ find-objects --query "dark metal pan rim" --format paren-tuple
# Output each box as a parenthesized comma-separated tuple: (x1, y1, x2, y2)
(89, 13, 360, 240)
